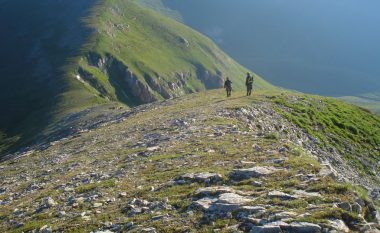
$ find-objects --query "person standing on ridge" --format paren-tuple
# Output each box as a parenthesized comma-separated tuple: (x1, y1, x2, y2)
(246, 72, 254, 96)
(224, 77, 232, 97)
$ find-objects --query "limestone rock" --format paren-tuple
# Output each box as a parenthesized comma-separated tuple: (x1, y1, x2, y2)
(44, 197, 57, 208)
(230, 166, 278, 180)
(319, 163, 338, 179)
(288, 222, 321, 233)
(337, 202, 352, 212)
(328, 219, 349, 233)
(195, 186, 239, 197)
(293, 190, 321, 198)
(192, 192, 253, 214)
(268, 191, 297, 200)
(40, 225, 53, 233)
(93, 202, 103, 208)
(249, 225, 281, 233)
(179, 172, 222, 184)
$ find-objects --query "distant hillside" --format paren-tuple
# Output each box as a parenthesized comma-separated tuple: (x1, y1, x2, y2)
(0, 0, 273, 156)
(163, 0, 380, 111)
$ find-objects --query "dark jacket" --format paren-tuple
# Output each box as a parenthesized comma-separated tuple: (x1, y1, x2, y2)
(246, 75, 254, 86)
(224, 80, 232, 89)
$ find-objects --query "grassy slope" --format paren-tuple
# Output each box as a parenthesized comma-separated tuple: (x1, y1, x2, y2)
(0, 0, 274, 157)
(70, 0, 274, 106)
(0, 90, 378, 232)
(273, 93, 380, 175)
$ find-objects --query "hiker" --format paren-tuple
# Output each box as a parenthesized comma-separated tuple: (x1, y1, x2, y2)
(246, 72, 254, 96)
(224, 77, 232, 97)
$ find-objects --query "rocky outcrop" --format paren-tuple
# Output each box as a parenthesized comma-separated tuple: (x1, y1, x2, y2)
(195, 64, 224, 89)
(79, 53, 157, 105)
(1, 92, 379, 232)
(81, 52, 213, 105)
(230, 166, 279, 181)
(144, 74, 172, 99)
(77, 67, 111, 100)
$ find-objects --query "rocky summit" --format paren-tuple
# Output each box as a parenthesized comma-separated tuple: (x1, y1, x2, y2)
(0, 90, 380, 232)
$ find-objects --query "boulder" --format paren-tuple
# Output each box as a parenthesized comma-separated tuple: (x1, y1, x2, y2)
(351, 202, 362, 214)
(40, 225, 53, 233)
(328, 219, 349, 233)
(44, 197, 57, 208)
(337, 202, 352, 212)
(93, 202, 103, 208)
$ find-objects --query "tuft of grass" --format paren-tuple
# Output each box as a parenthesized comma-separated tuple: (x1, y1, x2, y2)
(75, 179, 116, 194)
(300, 208, 363, 226)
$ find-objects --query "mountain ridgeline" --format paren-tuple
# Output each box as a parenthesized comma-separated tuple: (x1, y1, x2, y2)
(0, 0, 272, 157)
(0, 1, 380, 232)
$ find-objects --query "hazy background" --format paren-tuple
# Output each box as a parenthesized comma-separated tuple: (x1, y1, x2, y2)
(163, 0, 380, 98)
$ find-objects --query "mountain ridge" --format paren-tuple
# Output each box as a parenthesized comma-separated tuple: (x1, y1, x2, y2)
(0, 0, 273, 157)
(0, 90, 379, 232)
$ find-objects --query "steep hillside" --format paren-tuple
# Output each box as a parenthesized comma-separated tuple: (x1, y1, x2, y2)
(0, 0, 273, 157)
(0, 0, 97, 154)
(72, 0, 272, 107)
(0, 90, 379, 232)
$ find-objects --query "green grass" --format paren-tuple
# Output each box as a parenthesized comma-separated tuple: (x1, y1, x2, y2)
(1, 0, 275, 158)
(1, 89, 379, 232)
(75, 179, 116, 194)
(73, 0, 274, 106)
(272, 93, 380, 175)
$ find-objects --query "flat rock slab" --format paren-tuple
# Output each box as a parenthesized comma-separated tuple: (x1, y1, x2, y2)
(287, 222, 322, 233)
(218, 193, 253, 205)
(293, 190, 321, 198)
(192, 193, 254, 213)
(195, 186, 247, 197)
(178, 172, 222, 184)
(268, 191, 297, 200)
(192, 197, 218, 210)
(230, 166, 278, 180)
(250, 225, 282, 233)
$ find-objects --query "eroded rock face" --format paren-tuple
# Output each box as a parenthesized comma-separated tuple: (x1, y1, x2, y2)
(79, 53, 157, 105)
(195, 64, 224, 89)
(80, 52, 229, 107)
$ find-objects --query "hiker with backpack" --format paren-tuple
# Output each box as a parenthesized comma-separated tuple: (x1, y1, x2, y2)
(246, 72, 254, 96)
(224, 77, 232, 97)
